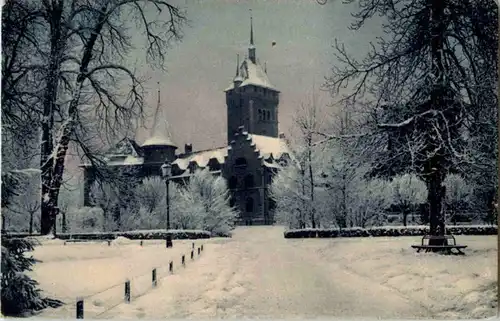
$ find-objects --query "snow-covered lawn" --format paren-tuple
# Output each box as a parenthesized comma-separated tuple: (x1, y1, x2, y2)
(29, 237, 212, 319)
(297, 235, 497, 319)
(30, 228, 497, 319)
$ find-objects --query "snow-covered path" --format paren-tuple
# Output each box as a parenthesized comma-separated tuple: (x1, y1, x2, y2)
(106, 226, 431, 319)
(36, 226, 495, 319)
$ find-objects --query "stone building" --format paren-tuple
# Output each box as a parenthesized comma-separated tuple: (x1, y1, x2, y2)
(81, 16, 292, 225)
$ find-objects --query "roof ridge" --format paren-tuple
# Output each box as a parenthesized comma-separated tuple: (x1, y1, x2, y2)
(178, 145, 227, 157)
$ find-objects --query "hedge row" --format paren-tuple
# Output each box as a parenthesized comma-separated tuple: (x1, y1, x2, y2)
(3, 229, 212, 240)
(284, 225, 498, 238)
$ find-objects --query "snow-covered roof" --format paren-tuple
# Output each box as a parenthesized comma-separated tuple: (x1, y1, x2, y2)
(142, 135, 177, 148)
(173, 147, 228, 170)
(248, 134, 291, 160)
(225, 58, 278, 92)
(106, 156, 144, 166)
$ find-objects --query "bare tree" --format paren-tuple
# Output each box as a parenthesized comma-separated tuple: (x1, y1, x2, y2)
(2, 0, 186, 234)
(323, 0, 497, 241)
(389, 174, 427, 227)
(292, 91, 326, 228)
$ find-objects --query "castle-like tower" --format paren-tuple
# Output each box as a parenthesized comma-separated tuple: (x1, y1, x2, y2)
(224, 13, 280, 144)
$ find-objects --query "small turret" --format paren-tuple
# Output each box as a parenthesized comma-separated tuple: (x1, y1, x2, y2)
(233, 53, 243, 87)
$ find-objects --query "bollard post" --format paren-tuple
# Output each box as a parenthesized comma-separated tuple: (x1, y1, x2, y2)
(198, 247, 200, 256)
(124, 280, 131, 303)
(182, 255, 185, 267)
(140, 240, 143, 247)
(191, 250, 194, 260)
(192, 242, 194, 249)
(201, 244, 203, 252)
(169, 261, 173, 273)
(152, 268, 157, 287)
(108, 240, 111, 246)
(76, 299, 84, 319)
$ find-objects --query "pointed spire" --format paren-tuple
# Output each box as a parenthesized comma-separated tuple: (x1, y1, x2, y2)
(250, 9, 254, 46)
(150, 82, 161, 137)
(236, 53, 240, 77)
(248, 9, 256, 63)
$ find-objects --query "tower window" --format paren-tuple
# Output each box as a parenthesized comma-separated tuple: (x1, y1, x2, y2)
(234, 157, 247, 167)
(258, 109, 262, 120)
(266, 110, 271, 121)
(244, 174, 255, 189)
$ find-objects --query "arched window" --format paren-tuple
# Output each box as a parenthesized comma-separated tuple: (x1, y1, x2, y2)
(245, 197, 254, 213)
(234, 157, 247, 167)
(228, 176, 238, 189)
(244, 174, 254, 188)
(266, 110, 271, 120)
(258, 109, 262, 120)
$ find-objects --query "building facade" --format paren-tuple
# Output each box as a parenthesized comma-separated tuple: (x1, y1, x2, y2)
(81, 17, 291, 225)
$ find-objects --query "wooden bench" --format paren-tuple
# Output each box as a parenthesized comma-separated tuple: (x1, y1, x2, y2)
(411, 234, 467, 255)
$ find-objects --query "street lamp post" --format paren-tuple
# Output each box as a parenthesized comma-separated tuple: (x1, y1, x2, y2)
(161, 161, 173, 248)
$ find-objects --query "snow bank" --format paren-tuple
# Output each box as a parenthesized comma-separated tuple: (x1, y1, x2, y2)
(284, 225, 498, 238)
(308, 235, 497, 319)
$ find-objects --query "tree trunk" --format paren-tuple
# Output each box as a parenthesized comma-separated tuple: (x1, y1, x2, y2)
(40, 1, 65, 235)
(307, 135, 316, 229)
(426, 0, 447, 246)
(402, 210, 408, 227)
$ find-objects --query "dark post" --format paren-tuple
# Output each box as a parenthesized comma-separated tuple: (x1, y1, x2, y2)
(152, 268, 157, 287)
(29, 212, 34, 235)
(140, 240, 143, 247)
(62, 211, 67, 233)
(125, 280, 130, 303)
(169, 261, 173, 273)
(182, 255, 185, 266)
(191, 250, 194, 260)
(76, 299, 84, 319)
(198, 247, 200, 256)
(192, 242, 195, 249)
(201, 244, 204, 252)
(162, 161, 173, 248)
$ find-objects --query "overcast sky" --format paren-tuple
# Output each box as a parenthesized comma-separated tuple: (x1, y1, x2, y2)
(133, 0, 384, 152)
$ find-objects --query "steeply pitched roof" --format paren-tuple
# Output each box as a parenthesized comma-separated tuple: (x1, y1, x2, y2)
(225, 58, 278, 92)
(107, 138, 143, 157)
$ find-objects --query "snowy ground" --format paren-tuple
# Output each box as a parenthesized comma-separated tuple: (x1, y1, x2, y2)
(31, 226, 497, 319)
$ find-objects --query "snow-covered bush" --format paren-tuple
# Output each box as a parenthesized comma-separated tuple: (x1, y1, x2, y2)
(177, 169, 238, 236)
(269, 163, 306, 228)
(350, 178, 392, 228)
(66, 207, 105, 233)
(388, 174, 427, 226)
(283, 225, 498, 238)
(443, 174, 475, 224)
